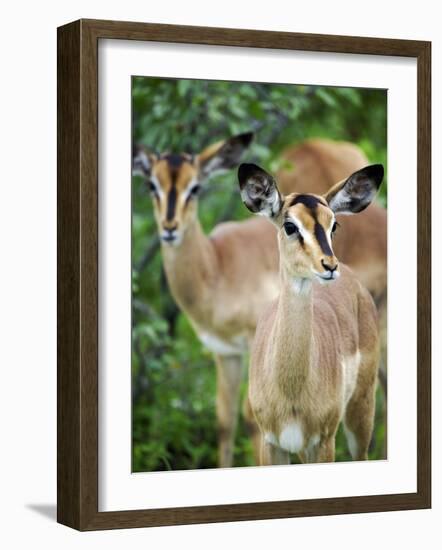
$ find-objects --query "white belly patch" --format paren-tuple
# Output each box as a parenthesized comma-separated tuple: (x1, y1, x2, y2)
(198, 331, 246, 356)
(279, 421, 304, 454)
(266, 426, 317, 457)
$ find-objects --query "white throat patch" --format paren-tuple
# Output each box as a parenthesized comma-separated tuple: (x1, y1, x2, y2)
(291, 278, 312, 295)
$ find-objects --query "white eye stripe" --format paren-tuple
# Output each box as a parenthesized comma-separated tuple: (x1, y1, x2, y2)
(183, 178, 200, 201)
(149, 175, 164, 199)
(286, 214, 336, 248)
(286, 215, 314, 245)
(149, 176, 201, 204)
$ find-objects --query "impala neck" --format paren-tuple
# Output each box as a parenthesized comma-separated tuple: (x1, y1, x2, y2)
(161, 218, 218, 318)
(271, 267, 314, 394)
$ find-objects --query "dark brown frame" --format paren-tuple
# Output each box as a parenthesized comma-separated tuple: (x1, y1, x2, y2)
(57, 18, 431, 531)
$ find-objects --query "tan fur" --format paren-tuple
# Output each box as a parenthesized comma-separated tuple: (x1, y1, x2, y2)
(198, 140, 226, 165)
(248, 193, 379, 465)
(140, 137, 385, 467)
(151, 159, 199, 230)
(162, 217, 279, 344)
(143, 140, 279, 467)
(161, 218, 279, 467)
(278, 139, 387, 455)
(251, 267, 379, 464)
(277, 139, 387, 302)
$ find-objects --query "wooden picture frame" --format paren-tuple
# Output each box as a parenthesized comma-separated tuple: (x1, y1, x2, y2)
(57, 18, 431, 531)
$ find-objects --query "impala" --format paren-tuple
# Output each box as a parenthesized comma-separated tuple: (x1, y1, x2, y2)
(133, 133, 387, 468)
(133, 133, 279, 467)
(277, 139, 387, 394)
(238, 162, 382, 464)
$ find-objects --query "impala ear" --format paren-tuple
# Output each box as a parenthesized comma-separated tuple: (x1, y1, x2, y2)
(238, 163, 283, 219)
(132, 144, 157, 178)
(325, 164, 384, 214)
(198, 132, 254, 180)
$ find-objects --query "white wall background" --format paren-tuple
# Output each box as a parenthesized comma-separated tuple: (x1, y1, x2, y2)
(0, 1, 439, 548)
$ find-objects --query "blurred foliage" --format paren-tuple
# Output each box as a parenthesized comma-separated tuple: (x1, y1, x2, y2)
(132, 77, 387, 472)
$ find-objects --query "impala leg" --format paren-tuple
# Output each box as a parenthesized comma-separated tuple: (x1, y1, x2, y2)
(261, 441, 290, 466)
(298, 450, 308, 463)
(215, 354, 243, 468)
(378, 302, 388, 459)
(242, 393, 262, 466)
(344, 354, 377, 461)
(316, 437, 336, 463)
(299, 441, 320, 464)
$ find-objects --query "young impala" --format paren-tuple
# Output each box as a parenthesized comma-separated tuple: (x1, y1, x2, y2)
(133, 133, 280, 467)
(238, 162, 383, 464)
(277, 139, 387, 383)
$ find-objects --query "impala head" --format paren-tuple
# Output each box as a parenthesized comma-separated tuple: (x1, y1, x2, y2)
(238, 162, 383, 284)
(133, 132, 254, 245)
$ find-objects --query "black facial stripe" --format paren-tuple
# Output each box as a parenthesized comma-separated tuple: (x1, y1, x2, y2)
(290, 194, 326, 208)
(314, 222, 333, 256)
(162, 153, 186, 168)
(166, 182, 177, 221)
(162, 153, 194, 220)
(288, 194, 333, 254)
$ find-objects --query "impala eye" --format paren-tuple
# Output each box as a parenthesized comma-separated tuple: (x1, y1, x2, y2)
(189, 184, 201, 197)
(283, 222, 299, 236)
(148, 180, 158, 195)
(332, 221, 339, 234)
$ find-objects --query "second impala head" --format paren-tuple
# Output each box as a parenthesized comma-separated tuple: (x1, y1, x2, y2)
(238, 162, 383, 283)
(133, 133, 254, 245)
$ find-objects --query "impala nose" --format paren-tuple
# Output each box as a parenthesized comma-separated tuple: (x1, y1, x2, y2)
(164, 223, 177, 232)
(162, 224, 179, 242)
(321, 259, 338, 273)
(320, 259, 339, 280)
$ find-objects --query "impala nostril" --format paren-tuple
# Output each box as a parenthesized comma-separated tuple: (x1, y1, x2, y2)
(321, 259, 337, 272)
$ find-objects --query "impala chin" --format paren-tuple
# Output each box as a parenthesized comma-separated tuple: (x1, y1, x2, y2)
(315, 270, 340, 284)
(161, 231, 182, 246)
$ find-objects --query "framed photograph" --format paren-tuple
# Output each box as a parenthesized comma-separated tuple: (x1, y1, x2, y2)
(57, 19, 431, 530)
